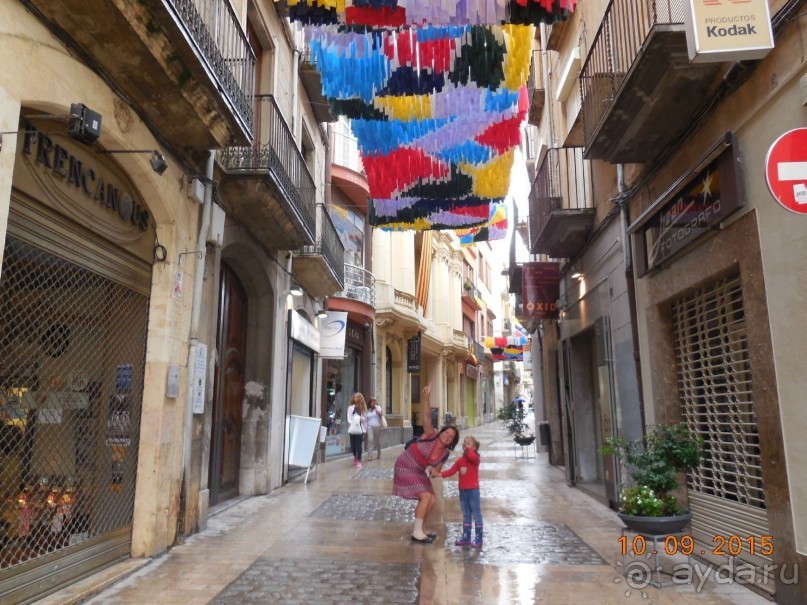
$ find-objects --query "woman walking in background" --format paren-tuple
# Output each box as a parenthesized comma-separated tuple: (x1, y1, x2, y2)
(392, 383, 459, 543)
(366, 397, 384, 460)
(347, 393, 367, 468)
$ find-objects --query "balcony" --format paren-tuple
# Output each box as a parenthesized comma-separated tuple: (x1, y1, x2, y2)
(299, 47, 335, 123)
(217, 95, 316, 251)
(331, 129, 369, 210)
(293, 206, 345, 298)
(529, 148, 594, 259)
(332, 264, 375, 307)
(374, 283, 423, 333)
(580, 0, 722, 164)
(527, 50, 545, 127)
(25, 0, 255, 150)
(461, 282, 484, 312)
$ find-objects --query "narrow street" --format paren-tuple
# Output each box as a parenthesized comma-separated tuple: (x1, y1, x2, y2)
(42, 421, 769, 605)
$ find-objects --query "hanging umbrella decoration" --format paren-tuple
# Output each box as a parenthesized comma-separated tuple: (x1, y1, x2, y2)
(280, 0, 579, 232)
(485, 335, 526, 361)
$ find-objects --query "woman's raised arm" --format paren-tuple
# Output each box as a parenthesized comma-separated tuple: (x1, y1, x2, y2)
(421, 383, 434, 435)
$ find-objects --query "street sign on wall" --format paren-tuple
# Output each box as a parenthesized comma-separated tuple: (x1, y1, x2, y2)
(407, 333, 421, 373)
(766, 128, 807, 215)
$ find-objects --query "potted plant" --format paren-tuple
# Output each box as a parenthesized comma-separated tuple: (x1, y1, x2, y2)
(497, 401, 535, 445)
(600, 423, 704, 535)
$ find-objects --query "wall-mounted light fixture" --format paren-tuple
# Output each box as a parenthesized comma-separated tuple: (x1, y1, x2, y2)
(0, 103, 102, 152)
(98, 149, 168, 175)
(315, 297, 328, 318)
(290, 282, 304, 297)
(570, 269, 583, 280)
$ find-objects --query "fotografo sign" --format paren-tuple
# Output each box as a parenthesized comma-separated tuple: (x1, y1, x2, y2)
(683, 0, 773, 63)
(631, 143, 743, 277)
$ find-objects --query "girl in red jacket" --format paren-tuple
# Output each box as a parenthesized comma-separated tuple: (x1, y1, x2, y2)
(439, 436, 482, 547)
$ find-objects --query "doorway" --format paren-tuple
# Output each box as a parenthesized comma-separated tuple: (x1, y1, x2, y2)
(209, 264, 248, 505)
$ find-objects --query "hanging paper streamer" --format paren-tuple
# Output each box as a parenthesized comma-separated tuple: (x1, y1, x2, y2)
(485, 335, 526, 361)
(308, 23, 533, 230)
(280, 0, 578, 27)
(458, 202, 508, 245)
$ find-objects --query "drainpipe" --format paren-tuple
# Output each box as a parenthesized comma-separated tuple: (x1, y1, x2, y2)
(617, 164, 646, 433)
(179, 151, 214, 537)
(617, 164, 630, 269)
(292, 48, 300, 136)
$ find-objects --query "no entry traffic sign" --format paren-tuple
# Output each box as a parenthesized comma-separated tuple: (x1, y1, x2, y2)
(766, 127, 807, 214)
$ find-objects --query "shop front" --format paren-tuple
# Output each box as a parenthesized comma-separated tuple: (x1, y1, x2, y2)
(0, 120, 153, 601)
(324, 321, 366, 458)
(284, 311, 320, 480)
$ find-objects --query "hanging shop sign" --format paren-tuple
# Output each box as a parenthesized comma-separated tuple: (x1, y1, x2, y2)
(407, 333, 422, 373)
(630, 141, 743, 277)
(683, 0, 773, 63)
(289, 310, 321, 353)
(766, 128, 807, 215)
(522, 262, 560, 320)
(319, 311, 349, 358)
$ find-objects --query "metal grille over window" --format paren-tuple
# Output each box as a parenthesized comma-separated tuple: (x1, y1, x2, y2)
(672, 272, 770, 563)
(0, 237, 148, 571)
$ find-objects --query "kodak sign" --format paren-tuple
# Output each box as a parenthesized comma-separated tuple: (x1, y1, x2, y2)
(683, 0, 773, 63)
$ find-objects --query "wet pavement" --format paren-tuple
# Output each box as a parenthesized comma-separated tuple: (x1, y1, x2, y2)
(42, 421, 771, 605)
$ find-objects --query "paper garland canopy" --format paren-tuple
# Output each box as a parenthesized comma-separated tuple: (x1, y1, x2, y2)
(283, 0, 578, 27)
(458, 201, 508, 245)
(286, 0, 579, 232)
(309, 24, 532, 230)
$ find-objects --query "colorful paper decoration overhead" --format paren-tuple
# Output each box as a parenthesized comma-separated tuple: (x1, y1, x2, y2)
(308, 24, 532, 230)
(288, 0, 579, 231)
(485, 336, 526, 361)
(283, 0, 577, 27)
(458, 202, 508, 245)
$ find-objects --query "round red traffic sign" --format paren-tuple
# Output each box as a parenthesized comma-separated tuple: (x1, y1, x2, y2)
(766, 127, 807, 214)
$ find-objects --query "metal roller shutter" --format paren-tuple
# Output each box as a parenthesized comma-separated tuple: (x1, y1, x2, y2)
(0, 195, 151, 604)
(672, 273, 771, 568)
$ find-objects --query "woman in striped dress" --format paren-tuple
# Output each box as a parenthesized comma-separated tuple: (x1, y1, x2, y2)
(392, 383, 459, 543)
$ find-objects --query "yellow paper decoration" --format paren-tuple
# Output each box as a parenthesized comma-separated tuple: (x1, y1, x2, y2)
(374, 95, 433, 121)
(461, 150, 515, 198)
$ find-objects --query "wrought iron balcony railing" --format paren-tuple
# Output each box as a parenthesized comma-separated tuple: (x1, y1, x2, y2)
(580, 0, 684, 148)
(298, 205, 346, 288)
(337, 264, 376, 306)
(528, 147, 592, 249)
(169, 0, 255, 133)
(218, 95, 316, 237)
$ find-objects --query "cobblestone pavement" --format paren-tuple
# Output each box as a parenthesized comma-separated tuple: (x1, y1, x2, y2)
(43, 420, 772, 605)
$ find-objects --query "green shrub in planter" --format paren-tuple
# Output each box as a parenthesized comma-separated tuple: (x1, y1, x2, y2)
(600, 423, 704, 517)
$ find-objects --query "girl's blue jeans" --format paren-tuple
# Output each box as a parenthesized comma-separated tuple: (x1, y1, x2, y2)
(459, 488, 482, 526)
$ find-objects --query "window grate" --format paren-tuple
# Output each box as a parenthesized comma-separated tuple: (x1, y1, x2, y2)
(0, 237, 148, 571)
